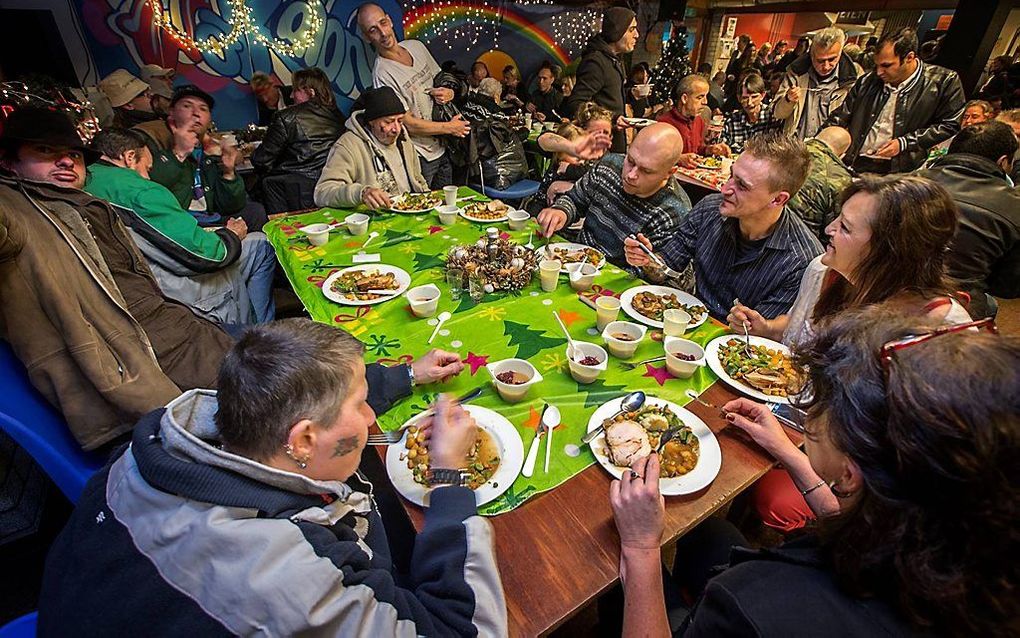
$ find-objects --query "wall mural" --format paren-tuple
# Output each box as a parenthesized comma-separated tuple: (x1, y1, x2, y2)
(75, 0, 601, 129)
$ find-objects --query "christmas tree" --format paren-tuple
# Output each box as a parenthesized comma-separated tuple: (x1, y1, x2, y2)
(502, 321, 565, 360)
(648, 33, 693, 106)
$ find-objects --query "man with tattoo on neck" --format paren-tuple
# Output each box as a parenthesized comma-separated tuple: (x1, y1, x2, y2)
(41, 319, 506, 636)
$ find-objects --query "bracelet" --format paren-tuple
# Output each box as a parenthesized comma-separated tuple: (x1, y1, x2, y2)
(799, 480, 827, 497)
(406, 364, 416, 387)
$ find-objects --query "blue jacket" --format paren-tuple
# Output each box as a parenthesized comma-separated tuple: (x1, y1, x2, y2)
(39, 389, 507, 637)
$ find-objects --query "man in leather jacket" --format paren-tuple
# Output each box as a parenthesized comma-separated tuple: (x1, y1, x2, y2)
(826, 28, 964, 174)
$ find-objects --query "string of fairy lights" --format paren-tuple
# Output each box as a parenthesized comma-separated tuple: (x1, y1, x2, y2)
(550, 7, 599, 59)
(147, 0, 322, 57)
(0, 81, 100, 143)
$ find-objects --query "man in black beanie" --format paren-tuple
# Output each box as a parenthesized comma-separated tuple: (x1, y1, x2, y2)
(564, 5, 638, 153)
(314, 86, 430, 209)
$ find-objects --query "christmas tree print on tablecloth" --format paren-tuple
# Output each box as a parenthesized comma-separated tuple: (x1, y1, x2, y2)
(503, 320, 566, 360)
(413, 251, 446, 273)
(376, 228, 418, 249)
(576, 378, 630, 409)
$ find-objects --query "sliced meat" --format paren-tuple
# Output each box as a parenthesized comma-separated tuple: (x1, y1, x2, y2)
(605, 420, 651, 468)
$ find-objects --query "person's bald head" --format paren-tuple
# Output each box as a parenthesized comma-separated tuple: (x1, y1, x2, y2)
(621, 123, 683, 198)
(357, 3, 398, 52)
(814, 126, 852, 158)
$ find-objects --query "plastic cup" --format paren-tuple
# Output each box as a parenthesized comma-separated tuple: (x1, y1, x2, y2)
(595, 296, 622, 331)
(539, 259, 561, 292)
(567, 263, 597, 292)
(407, 284, 441, 318)
(663, 308, 692, 337)
(436, 204, 459, 225)
(507, 210, 530, 230)
(444, 185, 459, 207)
(301, 223, 330, 246)
(446, 267, 464, 301)
(344, 213, 369, 236)
(524, 113, 533, 129)
(601, 321, 647, 359)
(566, 342, 608, 385)
(663, 337, 706, 379)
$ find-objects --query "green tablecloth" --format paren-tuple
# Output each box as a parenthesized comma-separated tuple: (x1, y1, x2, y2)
(265, 188, 726, 515)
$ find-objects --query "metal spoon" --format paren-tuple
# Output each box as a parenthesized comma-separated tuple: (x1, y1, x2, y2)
(426, 311, 452, 344)
(581, 390, 646, 445)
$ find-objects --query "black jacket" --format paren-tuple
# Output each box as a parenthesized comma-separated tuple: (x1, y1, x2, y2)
(252, 101, 344, 180)
(918, 153, 1020, 318)
(826, 62, 965, 172)
(565, 37, 627, 152)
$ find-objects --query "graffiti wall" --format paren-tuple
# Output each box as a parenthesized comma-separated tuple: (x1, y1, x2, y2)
(71, 0, 609, 129)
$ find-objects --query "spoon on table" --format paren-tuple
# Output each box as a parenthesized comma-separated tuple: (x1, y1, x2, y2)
(361, 231, 380, 249)
(551, 310, 577, 359)
(581, 390, 646, 445)
(543, 404, 561, 474)
(524, 231, 535, 250)
(522, 403, 552, 478)
(426, 311, 452, 344)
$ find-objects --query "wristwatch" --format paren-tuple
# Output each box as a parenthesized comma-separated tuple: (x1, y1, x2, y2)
(406, 364, 416, 387)
(428, 468, 469, 486)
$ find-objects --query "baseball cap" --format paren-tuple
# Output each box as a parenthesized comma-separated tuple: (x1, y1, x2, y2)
(170, 85, 215, 110)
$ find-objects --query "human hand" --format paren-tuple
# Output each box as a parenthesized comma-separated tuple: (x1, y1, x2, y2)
(570, 131, 611, 160)
(677, 153, 699, 169)
(536, 207, 567, 237)
(219, 142, 240, 176)
(785, 86, 801, 103)
(526, 102, 537, 114)
(361, 187, 393, 210)
(225, 217, 248, 240)
(428, 87, 455, 105)
(727, 303, 770, 337)
(423, 395, 478, 470)
(630, 86, 642, 100)
(875, 139, 901, 158)
(446, 115, 471, 138)
(546, 180, 574, 203)
(410, 349, 465, 385)
(535, 111, 547, 123)
(170, 121, 200, 158)
(705, 143, 731, 157)
(623, 233, 654, 267)
(615, 115, 633, 130)
(610, 453, 664, 550)
(722, 398, 797, 460)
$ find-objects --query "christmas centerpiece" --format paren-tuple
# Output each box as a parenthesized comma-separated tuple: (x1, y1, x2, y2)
(446, 228, 537, 292)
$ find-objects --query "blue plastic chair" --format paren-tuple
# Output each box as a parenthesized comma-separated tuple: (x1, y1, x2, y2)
(472, 179, 541, 203)
(0, 611, 36, 638)
(0, 341, 104, 504)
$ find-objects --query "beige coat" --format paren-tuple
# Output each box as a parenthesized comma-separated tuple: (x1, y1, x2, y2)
(313, 110, 428, 209)
(773, 54, 861, 138)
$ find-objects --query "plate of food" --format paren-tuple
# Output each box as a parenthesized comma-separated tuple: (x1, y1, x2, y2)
(705, 335, 807, 404)
(460, 199, 511, 222)
(586, 396, 721, 495)
(620, 285, 708, 330)
(389, 191, 444, 214)
(622, 117, 657, 128)
(695, 156, 725, 170)
(540, 242, 606, 272)
(385, 405, 525, 507)
(322, 265, 411, 306)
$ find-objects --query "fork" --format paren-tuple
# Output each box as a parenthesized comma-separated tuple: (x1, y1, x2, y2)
(732, 298, 753, 358)
(618, 355, 667, 371)
(365, 387, 484, 445)
(627, 234, 684, 279)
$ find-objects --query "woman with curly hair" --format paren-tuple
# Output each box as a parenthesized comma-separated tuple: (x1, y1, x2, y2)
(609, 304, 1018, 636)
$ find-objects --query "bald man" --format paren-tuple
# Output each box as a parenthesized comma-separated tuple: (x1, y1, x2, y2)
(537, 123, 693, 276)
(786, 126, 854, 241)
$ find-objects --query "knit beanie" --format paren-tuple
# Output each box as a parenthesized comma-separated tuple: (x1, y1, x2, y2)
(361, 86, 406, 122)
(601, 7, 636, 43)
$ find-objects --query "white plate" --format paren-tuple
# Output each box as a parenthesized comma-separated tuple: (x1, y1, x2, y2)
(619, 285, 709, 330)
(705, 334, 798, 405)
(385, 405, 525, 507)
(388, 193, 443, 214)
(586, 396, 721, 496)
(537, 242, 606, 273)
(459, 203, 510, 223)
(322, 265, 411, 306)
(623, 117, 656, 127)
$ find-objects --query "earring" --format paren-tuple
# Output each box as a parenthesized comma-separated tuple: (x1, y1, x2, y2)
(284, 444, 310, 469)
(829, 480, 855, 499)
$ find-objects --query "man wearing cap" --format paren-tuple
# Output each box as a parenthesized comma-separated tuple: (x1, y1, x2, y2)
(564, 6, 639, 153)
(133, 85, 255, 227)
(99, 69, 159, 128)
(139, 64, 175, 116)
(0, 107, 235, 451)
(357, 3, 472, 189)
(314, 86, 428, 209)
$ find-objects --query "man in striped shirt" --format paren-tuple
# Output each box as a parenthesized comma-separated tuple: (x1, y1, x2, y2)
(625, 134, 822, 321)
(536, 123, 690, 273)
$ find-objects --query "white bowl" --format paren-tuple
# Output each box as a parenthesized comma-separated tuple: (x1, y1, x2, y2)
(507, 210, 530, 231)
(566, 342, 608, 385)
(407, 284, 440, 318)
(344, 213, 369, 236)
(436, 204, 459, 225)
(663, 336, 706, 379)
(601, 321, 647, 359)
(566, 262, 597, 291)
(486, 359, 543, 403)
(300, 223, 331, 246)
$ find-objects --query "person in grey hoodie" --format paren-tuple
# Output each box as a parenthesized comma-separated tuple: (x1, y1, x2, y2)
(314, 86, 429, 210)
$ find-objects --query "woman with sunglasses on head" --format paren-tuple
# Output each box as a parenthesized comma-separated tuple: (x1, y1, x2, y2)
(609, 305, 1017, 636)
(727, 174, 973, 532)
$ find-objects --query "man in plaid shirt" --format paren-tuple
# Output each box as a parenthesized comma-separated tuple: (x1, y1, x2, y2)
(719, 74, 789, 154)
(536, 124, 691, 277)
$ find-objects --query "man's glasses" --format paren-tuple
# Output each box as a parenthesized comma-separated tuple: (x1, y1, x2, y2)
(879, 318, 998, 376)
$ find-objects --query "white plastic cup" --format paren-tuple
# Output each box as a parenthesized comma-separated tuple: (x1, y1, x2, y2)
(601, 321, 647, 359)
(539, 259, 561, 292)
(663, 337, 706, 379)
(507, 210, 530, 230)
(344, 213, 369, 236)
(524, 113, 533, 129)
(407, 284, 441, 318)
(663, 308, 692, 337)
(566, 262, 597, 292)
(595, 296, 622, 331)
(444, 185, 459, 207)
(436, 204, 459, 225)
(566, 342, 608, 385)
(301, 223, 331, 246)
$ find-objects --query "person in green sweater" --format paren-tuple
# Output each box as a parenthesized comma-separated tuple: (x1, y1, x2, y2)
(86, 128, 276, 325)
